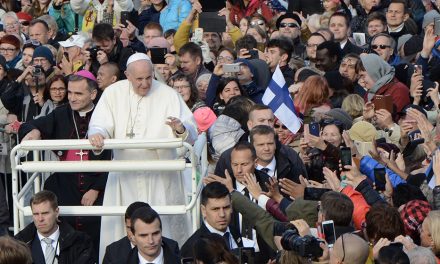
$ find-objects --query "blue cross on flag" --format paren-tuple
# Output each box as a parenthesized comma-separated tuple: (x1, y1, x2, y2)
(262, 64, 302, 133)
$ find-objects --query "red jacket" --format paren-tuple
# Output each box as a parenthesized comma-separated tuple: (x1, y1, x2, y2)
(229, 0, 274, 25)
(363, 77, 410, 113)
(342, 186, 371, 230)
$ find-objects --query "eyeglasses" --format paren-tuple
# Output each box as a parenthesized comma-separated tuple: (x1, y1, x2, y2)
(50, 87, 66, 93)
(33, 58, 48, 64)
(274, 124, 287, 129)
(21, 21, 30, 26)
(340, 234, 346, 262)
(371, 44, 391, 50)
(4, 22, 18, 29)
(217, 56, 234, 62)
(250, 20, 265, 26)
(279, 22, 299, 28)
(0, 48, 16, 53)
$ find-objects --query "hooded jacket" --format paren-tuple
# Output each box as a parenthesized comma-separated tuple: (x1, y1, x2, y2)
(209, 115, 245, 161)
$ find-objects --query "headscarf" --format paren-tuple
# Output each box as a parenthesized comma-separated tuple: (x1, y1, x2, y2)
(360, 53, 395, 101)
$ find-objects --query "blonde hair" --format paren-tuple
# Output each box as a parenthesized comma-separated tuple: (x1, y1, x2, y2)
(425, 211, 440, 256)
(342, 94, 365, 119)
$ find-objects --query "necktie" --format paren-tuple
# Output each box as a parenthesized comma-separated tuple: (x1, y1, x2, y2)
(261, 167, 270, 174)
(223, 232, 231, 250)
(42, 237, 57, 264)
(241, 188, 254, 239)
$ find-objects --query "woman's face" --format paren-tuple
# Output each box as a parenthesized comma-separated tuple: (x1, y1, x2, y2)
(274, 120, 290, 141)
(358, 70, 375, 90)
(239, 18, 249, 35)
(361, 0, 380, 12)
(196, 79, 209, 100)
(49, 80, 67, 103)
(173, 79, 192, 102)
(220, 81, 241, 103)
(217, 50, 234, 64)
(0, 43, 19, 62)
(23, 47, 34, 67)
(321, 124, 342, 147)
(323, 0, 339, 12)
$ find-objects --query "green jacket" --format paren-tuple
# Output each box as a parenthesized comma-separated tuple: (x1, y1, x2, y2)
(49, 4, 83, 35)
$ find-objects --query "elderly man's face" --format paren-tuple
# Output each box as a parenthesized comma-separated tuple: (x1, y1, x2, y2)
(279, 18, 300, 40)
(126, 60, 153, 96)
(371, 35, 393, 61)
(203, 32, 221, 51)
(29, 23, 49, 44)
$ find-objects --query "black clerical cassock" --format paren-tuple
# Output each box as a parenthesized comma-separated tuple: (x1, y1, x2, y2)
(18, 103, 111, 260)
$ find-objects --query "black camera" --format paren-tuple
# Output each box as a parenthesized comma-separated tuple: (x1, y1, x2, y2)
(87, 47, 101, 61)
(33, 65, 43, 76)
(281, 230, 323, 258)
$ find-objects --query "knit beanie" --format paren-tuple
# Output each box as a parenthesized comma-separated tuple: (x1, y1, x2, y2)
(32, 46, 54, 65)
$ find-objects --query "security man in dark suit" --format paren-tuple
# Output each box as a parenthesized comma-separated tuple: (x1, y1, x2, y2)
(126, 207, 180, 264)
(180, 182, 243, 258)
(103, 201, 165, 264)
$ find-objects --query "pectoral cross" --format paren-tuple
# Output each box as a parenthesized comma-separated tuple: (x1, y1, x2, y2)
(126, 129, 135, 139)
(75, 150, 88, 161)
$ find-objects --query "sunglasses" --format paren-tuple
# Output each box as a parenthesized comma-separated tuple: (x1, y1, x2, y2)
(371, 44, 391, 50)
(251, 20, 265, 26)
(21, 21, 30, 26)
(279, 22, 299, 28)
(274, 124, 287, 129)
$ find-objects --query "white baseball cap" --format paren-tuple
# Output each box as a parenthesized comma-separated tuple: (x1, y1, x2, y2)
(59, 35, 86, 48)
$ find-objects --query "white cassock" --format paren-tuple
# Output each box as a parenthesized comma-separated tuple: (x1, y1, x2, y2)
(88, 79, 197, 262)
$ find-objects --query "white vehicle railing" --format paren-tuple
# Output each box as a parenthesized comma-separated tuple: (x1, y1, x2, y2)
(10, 136, 208, 235)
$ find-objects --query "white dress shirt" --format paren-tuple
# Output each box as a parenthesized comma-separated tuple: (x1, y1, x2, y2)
(138, 247, 163, 264)
(256, 158, 277, 178)
(204, 221, 238, 249)
(38, 226, 60, 257)
(236, 180, 259, 251)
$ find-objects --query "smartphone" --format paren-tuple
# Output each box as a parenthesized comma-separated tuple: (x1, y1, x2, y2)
(181, 257, 195, 264)
(374, 95, 393, 113)
(309, 122, 320, 137)
(374, 167, 386, 191)
(414, 64, 422, 74)
(304, 187, 332, 201)
(149, 48, 167, 64)
(231, 247, 255, 264)
(248, 49, 259, 60)
(120, 11, 130, 27)
(322, 220, 336, 247)
(340, 147, 352, 171)
(223, 63, 240, 73)
(434, 17, 440, 36)
(192, 28, 203, 43)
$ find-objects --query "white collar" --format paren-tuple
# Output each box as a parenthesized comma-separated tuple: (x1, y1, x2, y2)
(236, 180, 246, 192)
(340, 39, 348, 49)
(388, 23, 404, 33)
(37, 225, 60, 243)
(77, 104, 95, 117)
(256, 157, 276, 173)
(204, 220, 230, 236)
(138, 246, 163, 264)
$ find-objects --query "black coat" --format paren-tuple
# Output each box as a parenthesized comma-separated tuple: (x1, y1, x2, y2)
(15, 220, 96, 264)
(102, 236, 132, 264)
(180, 222, 243, 258)
(126, 237, 180, 264)
(341, 40, 364, 57)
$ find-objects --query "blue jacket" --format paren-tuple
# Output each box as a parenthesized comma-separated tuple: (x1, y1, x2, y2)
(360, 156, 406, 188)
(160, 0, 192, 32)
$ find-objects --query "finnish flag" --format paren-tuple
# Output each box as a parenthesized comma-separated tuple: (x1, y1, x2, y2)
(262, 65, 302, 133)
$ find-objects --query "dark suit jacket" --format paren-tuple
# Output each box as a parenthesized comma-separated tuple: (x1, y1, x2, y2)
(126, 237, 180, 264)
(341, 40, 364, 57)
(102, 236, 131, 264)
(180, 222, 243, 258)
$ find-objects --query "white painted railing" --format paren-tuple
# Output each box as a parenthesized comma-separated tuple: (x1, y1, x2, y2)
(10, 136, 208, 235)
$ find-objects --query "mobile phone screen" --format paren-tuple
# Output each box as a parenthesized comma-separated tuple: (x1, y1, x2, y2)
(374, 168, 386, 191)
(340, 147, 352, 171)
(322, 221, 336, 246)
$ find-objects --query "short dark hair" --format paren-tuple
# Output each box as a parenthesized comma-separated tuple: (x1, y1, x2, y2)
(377, 245, 410, 264)
(100, 62, 120, 79)
(44, 74, 67, 102)
(68, 74, 98, 92)
(388, 0, 408, 13)
(330, 12, 350, 27)
(320, 191, 353, 226)
(249, 125, 276, 145)
(317, 28, 335, 41)
(217, 47, 237, 60)
(249, 104, 271, 114)
(92, 23, 115, 41)
(366, 204, 405, 243)
(392, 183, 427, 208)
(317, 41, 342, 62)
(232, 141, 257, 160)
(29, 19, 49, 31)
(178, 42, 203, 62)
(144, 22, 163, 35)
(201, 182, 230, 206)
(0, 237, 32, 264)
(168, 73, 199, 109)
(367, 12, 387, 27)
(125, 201, 150, 220)
(30, 190, 58, 210)
(235, 35, 257, 52)
(267, 37, 294, 62)
(130, 207, 162, 234)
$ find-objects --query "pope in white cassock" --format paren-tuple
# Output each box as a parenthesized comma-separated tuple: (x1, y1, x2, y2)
(87, 53, 198, 261)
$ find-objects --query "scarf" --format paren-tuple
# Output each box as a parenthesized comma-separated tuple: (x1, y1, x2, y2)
(360, 54, 395, 101)
(6, 53, 22, 70)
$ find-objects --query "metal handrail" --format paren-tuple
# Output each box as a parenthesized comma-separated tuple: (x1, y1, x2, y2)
(10, 136, 208, 234)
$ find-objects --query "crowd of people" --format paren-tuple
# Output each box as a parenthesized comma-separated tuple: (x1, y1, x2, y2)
(0, 0, 438, 263)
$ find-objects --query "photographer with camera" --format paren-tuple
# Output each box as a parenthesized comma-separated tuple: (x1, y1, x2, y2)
(85, 23, 135, 79)
(1, 46, 56, 131)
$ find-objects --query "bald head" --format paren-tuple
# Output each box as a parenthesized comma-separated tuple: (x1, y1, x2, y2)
(330, 234, 369, 264)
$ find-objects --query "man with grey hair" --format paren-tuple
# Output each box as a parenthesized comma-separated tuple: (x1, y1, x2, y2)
(18, 71, 110, 260)
(37, 15, 61, 48)
(407, 246, 437, 264)
(88, 53, 197, 262)
(371, 33, 398, 65)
